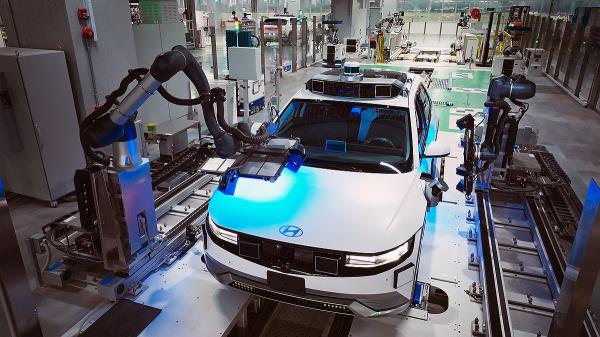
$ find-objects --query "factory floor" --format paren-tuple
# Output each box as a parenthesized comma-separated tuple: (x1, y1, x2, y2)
(5, 54, 600, 337)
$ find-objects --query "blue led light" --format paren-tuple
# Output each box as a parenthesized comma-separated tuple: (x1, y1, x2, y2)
(350, 106, 362, 117)
(208, 167, 318, 231)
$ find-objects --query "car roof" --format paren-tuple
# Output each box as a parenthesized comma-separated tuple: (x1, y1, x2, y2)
(294, 69, 423, 109)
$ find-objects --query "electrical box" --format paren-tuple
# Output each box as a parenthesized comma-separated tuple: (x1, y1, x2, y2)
(0, 48, 85, 202)
(523, 48, 546, 76)
(492, 56, 524, 76)
(463, 33, 481, 62)
(228, 47, 262, 81)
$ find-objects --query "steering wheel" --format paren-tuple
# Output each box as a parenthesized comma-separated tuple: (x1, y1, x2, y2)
(365, 137, 396, 148)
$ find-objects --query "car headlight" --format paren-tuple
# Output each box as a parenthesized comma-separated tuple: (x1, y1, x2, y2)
(208, 216, 238, 245)
(345, 238, 412, 268)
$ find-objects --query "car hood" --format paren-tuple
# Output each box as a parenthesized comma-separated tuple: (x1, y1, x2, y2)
(208, 165, 426, 253)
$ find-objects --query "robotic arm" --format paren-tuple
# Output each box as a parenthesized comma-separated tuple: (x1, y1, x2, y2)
(80, 45, 270, 168)
(480, 74, 536, 161)
(456, 74, 536, 197)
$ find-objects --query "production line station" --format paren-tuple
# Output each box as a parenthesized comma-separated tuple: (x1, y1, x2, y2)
(0, 1, 599, 337)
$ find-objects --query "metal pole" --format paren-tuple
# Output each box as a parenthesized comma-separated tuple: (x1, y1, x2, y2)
(277, 19, 283, 77)
(574, 33, 592, 97)
(210, 26, 218, 80)
(588, 55, 600, 109)
(549, 178, 600, 337)
(477, 12, 495, 67)
(0, 178, 43, 337)
(554, 21, 572, 79)
(260, 19, 266, 86)
(301, 20, 307, 68)
(563, 20, 584, 88)
(242, 80, 250, 124)
(312, 16, 317, 63)
(188, 0, 199, 49)
(546, 19, 562, 74)
(291, 17, 297, 72)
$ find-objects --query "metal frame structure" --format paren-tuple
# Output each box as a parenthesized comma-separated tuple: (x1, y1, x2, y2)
(549, 178, 600, 337)
(0, 179, 42, 337)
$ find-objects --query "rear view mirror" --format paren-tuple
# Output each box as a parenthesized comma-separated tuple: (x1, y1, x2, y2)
(423, 140, 450, 158)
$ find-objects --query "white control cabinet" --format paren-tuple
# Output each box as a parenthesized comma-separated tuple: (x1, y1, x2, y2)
(0, 48, 85, 202)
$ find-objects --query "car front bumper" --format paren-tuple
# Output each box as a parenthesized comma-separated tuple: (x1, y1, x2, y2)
(205, 229, 423, 317)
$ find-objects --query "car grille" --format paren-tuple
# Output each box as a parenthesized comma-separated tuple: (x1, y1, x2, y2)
(239, 234, 343, 276)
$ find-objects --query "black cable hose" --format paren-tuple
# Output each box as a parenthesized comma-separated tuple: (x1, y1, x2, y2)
(482, 99, 512, 158)
(212, 88, 271, 144)
(157, 85, 206, 105)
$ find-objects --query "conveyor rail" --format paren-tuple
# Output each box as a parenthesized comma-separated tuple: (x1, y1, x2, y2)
(476, 188, 561, 336)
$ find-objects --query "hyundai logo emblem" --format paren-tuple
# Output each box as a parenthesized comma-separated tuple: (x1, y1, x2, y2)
(279, 225, 303, 237)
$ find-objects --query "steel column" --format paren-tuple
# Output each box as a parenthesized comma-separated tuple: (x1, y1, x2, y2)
(549, 178, 600, 337)
(210, 26, 218, 80)
(0, 178, 43, 337)
(260, 19, 267, 86)
(575, 33, 593, 97)
(291, 17, 297, 72)
(538, 16, 547, 48)
(301, 20, 307, 69)
(554, 21, 573, 79)
(588, 52, 600, 109)
(527, 15, 540, 48)
(277, 19, 283, 74)
(312, 16, 317, 63)
(522, 14, 532, 47)
(542, 17, 555, 52)
(186, 0, 199, 48)
(564, 21, 585, 88)
(533, 15, 543, 47)
(546, 19, 563, 74)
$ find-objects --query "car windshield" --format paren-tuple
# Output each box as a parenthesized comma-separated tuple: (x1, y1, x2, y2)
(275, 99, 412, 173)
(265, 18, 288, 25)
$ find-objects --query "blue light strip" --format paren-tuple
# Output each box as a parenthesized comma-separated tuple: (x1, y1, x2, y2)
(209, 167, 318, 232)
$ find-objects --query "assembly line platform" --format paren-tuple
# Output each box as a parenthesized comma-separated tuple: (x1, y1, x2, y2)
(62, 64, 494, 337)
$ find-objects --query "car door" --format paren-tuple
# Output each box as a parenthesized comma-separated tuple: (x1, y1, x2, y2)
(415, 84, 434, 174)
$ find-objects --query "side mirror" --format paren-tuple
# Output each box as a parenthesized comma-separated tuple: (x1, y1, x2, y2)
(423, 140, 450, 158)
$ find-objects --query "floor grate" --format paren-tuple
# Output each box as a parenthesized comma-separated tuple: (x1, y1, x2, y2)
(430, 78, 450, 89)
(542, 185, 579, 238)
(432, 100, 453, 106)
(533, 150, 571, 184)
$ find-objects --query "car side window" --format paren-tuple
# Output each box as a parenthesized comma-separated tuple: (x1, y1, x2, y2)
(421, 86, 432, 124)
(415, 86, 429, 153)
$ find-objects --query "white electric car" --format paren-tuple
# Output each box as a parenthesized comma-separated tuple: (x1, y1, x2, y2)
(204, 64, 449, 317)
(263, 15, 301, 44)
